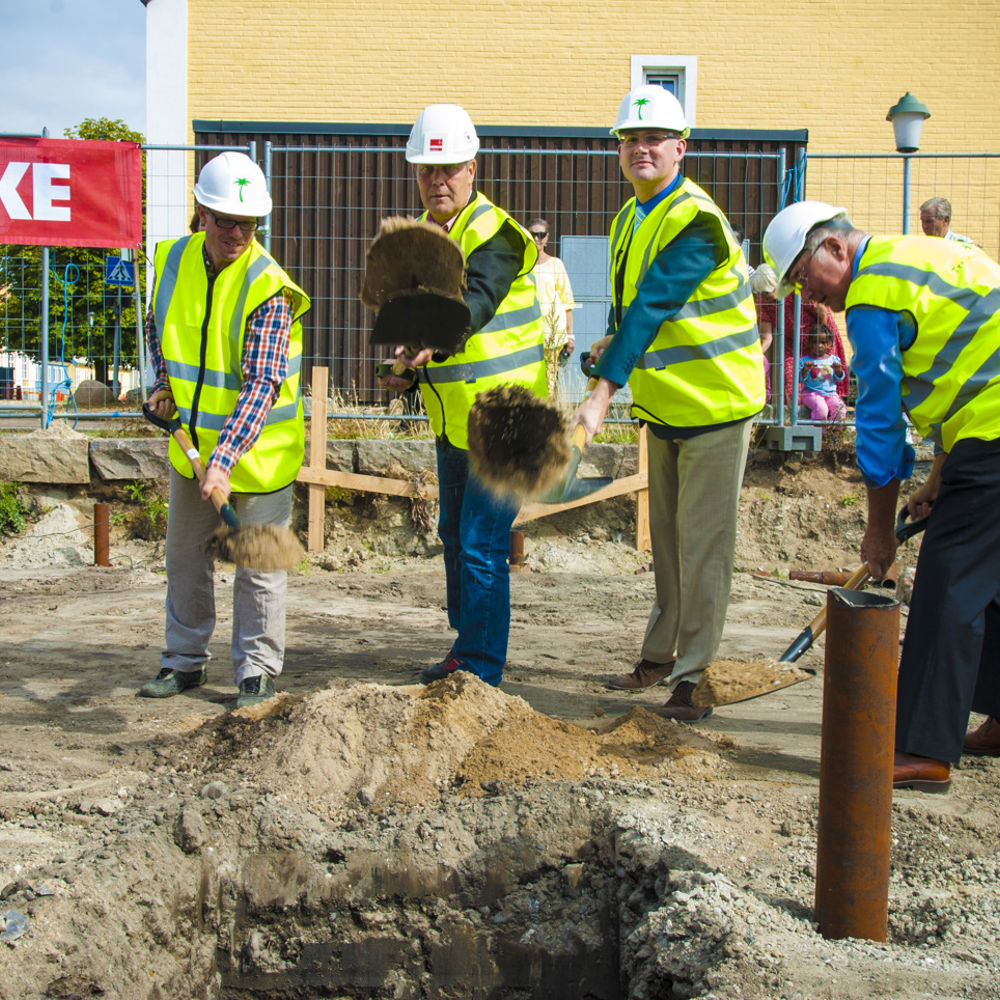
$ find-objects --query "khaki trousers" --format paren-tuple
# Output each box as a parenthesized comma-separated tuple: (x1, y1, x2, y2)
(641, 418, 753, 688)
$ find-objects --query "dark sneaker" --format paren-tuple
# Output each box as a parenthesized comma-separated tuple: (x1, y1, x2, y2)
(419, 653, 463, 685)
(236, 674, 276, 708)
(138, 666, 207, 699)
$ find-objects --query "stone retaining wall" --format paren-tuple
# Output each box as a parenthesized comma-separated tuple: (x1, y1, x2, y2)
(0, 428, 639, 486)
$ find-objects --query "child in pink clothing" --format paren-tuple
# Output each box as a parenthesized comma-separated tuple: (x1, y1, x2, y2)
(799, 323, 847, 421)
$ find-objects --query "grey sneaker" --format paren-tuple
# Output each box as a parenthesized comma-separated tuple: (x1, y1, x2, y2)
(236, 674, 276, 708)
(138, 666, 207, 699)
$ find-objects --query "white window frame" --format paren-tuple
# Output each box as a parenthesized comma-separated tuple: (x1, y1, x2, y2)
(630, 55, 698, 127)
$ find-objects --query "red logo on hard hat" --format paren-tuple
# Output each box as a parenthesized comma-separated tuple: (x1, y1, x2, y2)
(429, 137, 444, 151)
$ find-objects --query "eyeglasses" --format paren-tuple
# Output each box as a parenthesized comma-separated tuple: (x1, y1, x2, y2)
(619, 131, 682, 149)
(206, 211, 259, 234)
(529, 230, 548, 239)
(789, 244, 823, 294)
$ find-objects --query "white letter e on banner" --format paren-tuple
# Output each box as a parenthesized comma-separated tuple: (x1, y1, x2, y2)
(33, 163, 71, 221)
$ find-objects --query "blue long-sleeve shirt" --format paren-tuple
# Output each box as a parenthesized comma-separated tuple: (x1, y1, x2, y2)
(846, 236, 917, 488)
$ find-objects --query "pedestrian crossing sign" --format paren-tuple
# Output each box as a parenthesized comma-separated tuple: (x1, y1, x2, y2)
(105, 256, 135, 287)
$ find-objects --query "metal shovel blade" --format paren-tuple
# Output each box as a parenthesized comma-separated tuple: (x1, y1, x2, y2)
(536, 444, 613, 503)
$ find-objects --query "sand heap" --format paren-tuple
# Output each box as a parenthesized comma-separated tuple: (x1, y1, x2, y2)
(184, 673, 727, 817)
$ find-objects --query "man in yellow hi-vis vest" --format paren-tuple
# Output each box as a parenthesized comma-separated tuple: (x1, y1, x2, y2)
(764, 201, 1000, 794)
(571, 85, 765, 720)
(139, 152, 310, 709)
(378, 104, 546, 687)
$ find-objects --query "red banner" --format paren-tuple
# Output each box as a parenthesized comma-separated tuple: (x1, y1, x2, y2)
(0, 137, 142, 249)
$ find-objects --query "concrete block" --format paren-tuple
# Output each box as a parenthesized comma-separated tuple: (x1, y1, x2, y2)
(321, 438, 356, 472)
(356, 439, 436, 477)
(578, 441, 637, 478)
(0, 426, 90, 483)
(89, 438, 170, 481)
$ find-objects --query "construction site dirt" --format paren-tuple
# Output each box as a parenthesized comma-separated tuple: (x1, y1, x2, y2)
(2, 453, 999, 1000)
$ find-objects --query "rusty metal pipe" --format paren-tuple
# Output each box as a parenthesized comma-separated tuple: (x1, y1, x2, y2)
(509, 529, 525, 572)
(94, 502, 110, 567)
(815, 587, 900, 941)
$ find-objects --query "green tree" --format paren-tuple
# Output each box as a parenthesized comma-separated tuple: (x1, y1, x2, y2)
(0, 117, 146, 387)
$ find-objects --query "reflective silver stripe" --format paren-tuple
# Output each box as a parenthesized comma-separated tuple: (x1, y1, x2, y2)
(264, 401, 299, 424)
(464, 201, 494, 227)
(637, 190, 695, 278)
(418, 343, 544, 384)
(164, 352, 301, 391)
(609, 205, 633, 255)
(165, 358, 241, 390)
(636, 325, 760, 369)
(672, 280, 753, 321)
(479, 300, 542, 333)
(228, 256, 275, 365)
(864, 263, 1000, 413)
(153, 236, 191, 335)
(174, 400, 298, 433)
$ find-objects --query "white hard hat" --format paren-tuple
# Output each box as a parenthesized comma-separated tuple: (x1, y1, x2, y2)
(611, 84, 689, 138)
(193, 151, 272, 217)
(762, 201, 850, 298)
(406, 104, 480, 164)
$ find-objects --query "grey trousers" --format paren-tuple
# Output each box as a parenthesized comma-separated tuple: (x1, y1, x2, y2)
(641, 418, 753, 688)
(162, 466, 292, 684)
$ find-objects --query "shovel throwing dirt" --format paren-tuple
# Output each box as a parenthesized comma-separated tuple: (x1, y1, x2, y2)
(142, 403, 304, 572)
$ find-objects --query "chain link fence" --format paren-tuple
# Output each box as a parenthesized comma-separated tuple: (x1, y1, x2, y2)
(3, 138, 998, 441)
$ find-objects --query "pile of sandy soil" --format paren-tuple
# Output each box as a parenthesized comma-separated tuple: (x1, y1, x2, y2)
(174, 674, 727, 820)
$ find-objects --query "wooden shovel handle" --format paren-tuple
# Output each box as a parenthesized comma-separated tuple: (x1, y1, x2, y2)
(171, 425, 233, 521)
(802, 562, 870, 642)
(569, 376, 601, 451)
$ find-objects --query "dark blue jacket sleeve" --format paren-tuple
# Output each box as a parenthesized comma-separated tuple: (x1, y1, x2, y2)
(463, 220, 525, 335)
(595, 214, 726, 387)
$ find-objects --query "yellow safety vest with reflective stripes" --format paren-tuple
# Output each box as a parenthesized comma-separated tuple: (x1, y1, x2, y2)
(848, 235, 1000, 452)
(417, 192, 546, 449)
(610, 177, 765, 427)
(153, 234, 310, 493)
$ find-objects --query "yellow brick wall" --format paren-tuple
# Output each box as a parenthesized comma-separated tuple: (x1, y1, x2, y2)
(188, 0, 999, 151)
(186, 0, 1000, 248)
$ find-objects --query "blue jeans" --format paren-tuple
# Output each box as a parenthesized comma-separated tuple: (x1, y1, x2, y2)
(436, 438, 519, 686)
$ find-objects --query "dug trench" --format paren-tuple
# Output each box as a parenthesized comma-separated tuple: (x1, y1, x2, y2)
(3, 450, 1000, 999)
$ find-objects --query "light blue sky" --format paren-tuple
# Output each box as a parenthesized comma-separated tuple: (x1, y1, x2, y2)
(1, 0, 146, 139)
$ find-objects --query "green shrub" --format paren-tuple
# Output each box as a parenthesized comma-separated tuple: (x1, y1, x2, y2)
(0, 482, 30, 536)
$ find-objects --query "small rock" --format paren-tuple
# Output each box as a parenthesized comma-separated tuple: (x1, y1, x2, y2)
(199, 781, 228, 800)
(173, 807, 207, 854)
(0, 880, 29, 901)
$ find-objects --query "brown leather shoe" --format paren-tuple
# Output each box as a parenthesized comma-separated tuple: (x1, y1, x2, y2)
(892, 751, 951, 793)
(963, 716, 1000, 756)
(656, 680, 713, 722)
(607, 658, 674, 691)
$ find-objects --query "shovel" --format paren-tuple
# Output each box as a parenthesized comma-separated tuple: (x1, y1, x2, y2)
(142, 403, 304, 572)
(691, 506, 930, 708)
(534, 353, 616, 503)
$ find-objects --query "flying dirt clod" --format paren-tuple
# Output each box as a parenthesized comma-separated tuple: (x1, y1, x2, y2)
(467, 384, 571, 501)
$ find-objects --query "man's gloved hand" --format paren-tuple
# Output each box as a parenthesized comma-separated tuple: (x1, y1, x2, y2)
(557, 343, 573, 367)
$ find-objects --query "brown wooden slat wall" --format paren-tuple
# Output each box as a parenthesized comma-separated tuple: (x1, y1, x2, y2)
(194, 126, 806, 402)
